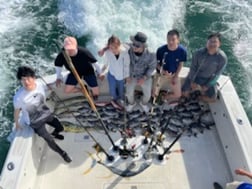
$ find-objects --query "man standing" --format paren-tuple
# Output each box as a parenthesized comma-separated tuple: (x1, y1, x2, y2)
(55, 36, 101, 99)
(182, 33, 227, 102)
(154, 29, 187, 101)
(14, 66, 71, 163)
(126, 32, 156, 113)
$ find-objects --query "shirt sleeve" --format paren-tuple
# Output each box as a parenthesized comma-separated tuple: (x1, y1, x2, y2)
(123, 51, 130, 78)
(181, 48, 187, 62)
(54, 53, 65, 67)
(206, 55, 227, 87)
(82, 48, 97, 63)
(145, 52, 157, 77)
(156, 47, 163, 65)
(13, 92, 22, 110)
(188, 51, 199, 81)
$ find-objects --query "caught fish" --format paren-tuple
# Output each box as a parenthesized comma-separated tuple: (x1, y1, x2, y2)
(200, 110, 215, 126)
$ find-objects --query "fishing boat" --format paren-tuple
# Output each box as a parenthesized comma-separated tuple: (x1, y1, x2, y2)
(0, 67, 252, 189)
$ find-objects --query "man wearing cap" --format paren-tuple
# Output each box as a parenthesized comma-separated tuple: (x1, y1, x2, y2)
(54, 36, 101, 98)
(126, 32, 156, 113)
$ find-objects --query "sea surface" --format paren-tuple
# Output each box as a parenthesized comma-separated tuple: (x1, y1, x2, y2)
(0, 0, 252, 172)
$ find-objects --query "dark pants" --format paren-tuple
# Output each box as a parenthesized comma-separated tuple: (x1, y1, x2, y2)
(33, 117, 64, 155)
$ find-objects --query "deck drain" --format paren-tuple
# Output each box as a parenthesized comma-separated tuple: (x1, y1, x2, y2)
(131, 186, 137, 189)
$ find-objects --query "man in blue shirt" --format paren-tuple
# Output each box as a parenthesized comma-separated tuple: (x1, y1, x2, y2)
(154, 29, 187, 102)
(214, 168, 252, 189)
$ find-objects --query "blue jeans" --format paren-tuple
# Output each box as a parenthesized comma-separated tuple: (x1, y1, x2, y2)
(107, 72, 124, 100)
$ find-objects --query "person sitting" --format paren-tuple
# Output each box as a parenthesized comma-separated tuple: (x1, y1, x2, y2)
(99, 35, 130, 108)
(154, 29, 187, 102)
(125, 32, 156, 113)
(54, 36, 101, 99)
(13, 66, 71, 163)
(214, 168, 252, 189)
(182, 32, 227, 102)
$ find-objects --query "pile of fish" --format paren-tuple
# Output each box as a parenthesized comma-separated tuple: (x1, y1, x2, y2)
(52, 93, 215, 138)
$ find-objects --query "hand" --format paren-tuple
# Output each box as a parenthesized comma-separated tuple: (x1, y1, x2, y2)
(191, 82, 201, 90)
(126, 77, 132, 84)
(172, 76, 178, 85)
(163, 71, 174, 79)
(98, 74, 105, 81)
(201, 86, 208, 92)
(235, 168, 249, 176)
(137, 78, 145, 85)
(98, 49, 105, 57)
(56, 79, 62, 87)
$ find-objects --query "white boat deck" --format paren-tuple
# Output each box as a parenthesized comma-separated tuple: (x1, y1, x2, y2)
(1, 68, 252, 189)
(32, 126, 231, 189)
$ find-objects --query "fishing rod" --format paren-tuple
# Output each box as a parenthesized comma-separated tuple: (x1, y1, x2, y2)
(157, 128, 185, 161)
(142, 52, 168, 145)
(39, 76, 115, 162)
(61, 49, 119, 152)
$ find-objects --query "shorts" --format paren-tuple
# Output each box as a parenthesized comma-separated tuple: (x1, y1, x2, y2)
(182, 77, 217, 98)
(65, 73, 98, 88)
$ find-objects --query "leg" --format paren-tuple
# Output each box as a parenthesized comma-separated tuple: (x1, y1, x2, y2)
(152, 74, 166, 97)
(181, 77, 192, 97)
(141, 77, 152, 104)
(126, 78, 137, 104)
(117, 79, 125, 101)
(199, 85, 217, 103)
(34, 125, 64, 155)
(84, 74, 99, 97)
(107, 72, 118, 100)
(225, 181, 244, 189)
(34, 125, 71, 162)
(165, 77, 182, 100)
(64, 73, 81, 94)
(46, 117, 64, 139)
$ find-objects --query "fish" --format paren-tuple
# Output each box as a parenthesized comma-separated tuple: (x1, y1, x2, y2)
(200, 110, 215, 126)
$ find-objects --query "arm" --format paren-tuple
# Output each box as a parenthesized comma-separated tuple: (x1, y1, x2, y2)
(98, 46, 109, 57)
(145, 52, 157, 78)
(188, 51, 199, 81)
(174, 62, 183, 78)
(206, 59, 227, 87)
(54, 53, 64, 87)
(123, 52, 130, 79)
(235, 168, 252, 179)
(14, 108, 21, 130)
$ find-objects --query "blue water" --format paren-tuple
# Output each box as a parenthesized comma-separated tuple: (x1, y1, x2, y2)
(0, 0, 251, 172)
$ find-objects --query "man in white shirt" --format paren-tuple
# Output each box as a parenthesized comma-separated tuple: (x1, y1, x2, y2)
(13, 66, 71, 163)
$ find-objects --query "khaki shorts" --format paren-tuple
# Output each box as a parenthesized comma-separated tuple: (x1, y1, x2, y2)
(152, 74, 180, 96)
(226, 181, 243, 189)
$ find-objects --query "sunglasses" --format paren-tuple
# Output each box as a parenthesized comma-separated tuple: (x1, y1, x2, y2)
(132, 43, 142, 48)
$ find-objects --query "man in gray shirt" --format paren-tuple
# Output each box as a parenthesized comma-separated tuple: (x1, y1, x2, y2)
(126, 32, 156, 112)
(182, 33, 227, 102)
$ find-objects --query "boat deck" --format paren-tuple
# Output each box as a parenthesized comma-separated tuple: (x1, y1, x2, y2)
(33, 126, 232, 189)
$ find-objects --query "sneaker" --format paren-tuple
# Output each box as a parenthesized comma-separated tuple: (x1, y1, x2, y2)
(52, 132, 64, 140)
(140, 102, 150, 113)
(61, 152, 72, 163)
(126, 103, 136, 112)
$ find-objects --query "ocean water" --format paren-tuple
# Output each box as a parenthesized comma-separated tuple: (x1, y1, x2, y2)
(0, 0, 251, 172)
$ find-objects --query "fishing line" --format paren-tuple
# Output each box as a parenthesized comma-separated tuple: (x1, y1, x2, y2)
(38, 75, 115, 162)
(61, 48, 119, 152)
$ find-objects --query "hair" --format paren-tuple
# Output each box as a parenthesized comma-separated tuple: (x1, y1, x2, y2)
(107, 35, 121, 46)
(167, 29, 180, 38)
(208, 32, 222, 42)
(17, 66, 35, 80)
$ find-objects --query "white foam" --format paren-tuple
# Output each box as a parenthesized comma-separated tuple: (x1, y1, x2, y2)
(58, 0, 186, 52)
